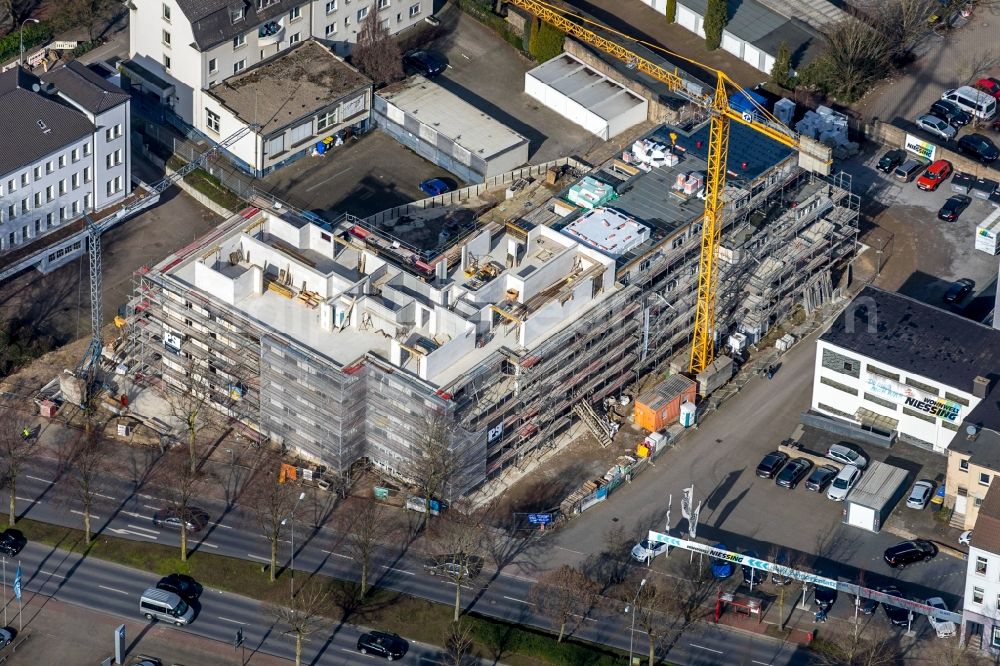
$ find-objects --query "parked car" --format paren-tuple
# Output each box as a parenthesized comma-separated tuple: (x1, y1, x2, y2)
(419, 178, 451, 197)
(929, 99, 972, 127)
(906, 480, 935, 510)
(827, 464, 862, 501)
(156, 574, 203, 603)
(756, 450, 789, 479)
(131, 656, 162, 666)
(975, 77, 1000, 100)
(915, 159, 952, 191)
(0, 628, 12, 647)
(775, 457, 812, 489)
(957, 133, 1000, 163)
(876, 149, 906, 173)
(960, 530, 973, 546)
(709, 543, 734, 579)
(0, 529, 26, 557)
(893, 158, 924, 182)
(424, 553, 484, 578)
(854, 595, 878, 615)
(883, 539, 937, 568)
(915, 114, 957, 141)
(926, 597, 957, 638)
(814, 585, 837, 611)
(825, 444, 868, 469)
(805, 464, 839, 492)
(357, 631, 409, 660)
(938, 194, 972, 222)
(403, 50, 447, 77)
(152, 508, 209, 533)
(631, 538, 670, 562)
(770, 552, 794, 586)
(880, 587, 912, 627)
(944, 278, 975, 304)
(740, 550, 763, 587)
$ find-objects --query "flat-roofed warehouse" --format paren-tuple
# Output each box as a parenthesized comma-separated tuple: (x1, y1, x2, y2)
(374, 75, 529, 183)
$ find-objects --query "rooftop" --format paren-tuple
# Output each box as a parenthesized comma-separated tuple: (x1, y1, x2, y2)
(949, 429, 1000, 474)
(972, 482, 1000, 554)
(376, 76, 528, 161)
(207, 40, 370, 135)
(41, 61, 130, 114)
(526, 53, 647, 121)
(0, 68, 94, 177)
(173, 0, 304, 51)
(561, 208, 650, 258)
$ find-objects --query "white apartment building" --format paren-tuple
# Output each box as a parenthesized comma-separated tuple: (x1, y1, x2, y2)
(963, 483, 1000, 652)
(0, 64, 130, 271)
(125, 0, 426, 167)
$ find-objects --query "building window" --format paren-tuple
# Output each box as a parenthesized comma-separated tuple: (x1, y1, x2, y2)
(234, 59, 246, 74)
(19, 226, 26, 241)
(960, 458, 970, 471)
(46, 212, 53, 228)
(820, 376, 857, 396)
(84, 193, 91, 209)
(325, 22, 337, 36)
(33, 219, 39, 234)
(289, 6, 301, 20)
(379, 18, 389, 30)
(981, 472, 991, 486)
(162, 30, 171, 46)
(821, 348, 860, 378)
(289, 32, 300, 45)
(20, 173, 27, 186)
(233, 33, 246, 49)
(105, 127, 114, 142)
(7, 205, 13, 219)
(974, 586, 985, 604)
(397, 12, 402, 23)
(72, 148, 80, 163)
(206, 109, 221, 133)
(408, 3, 420, 17)
(7, 179, 14, 192)
(58, 155, 65, 168)
(863, 392, 897, 411)
(976, 497, 984, 507)
(266, 134, 285, 156)
(977, 556, 988, 575)
(106, 150, 122, 169)
(902, 407, 934, 424)
(208, 58, 218, 74)
(71, 200, 79, 215)
(231, 4, 245, 22)
(46, 185, 54, 200)
(867, 365, 901, 379)
(993, 626, 1000, 648)
(20, 198, 28, 214)
(326, 0, 337, 13)
(316, 108, 339, 131)
(83, 167, 91, 183)
(290, 120, 312, 145)
(943, 420, 959, 432)
(357, 6, 369, 20)
(344, 16, 350, 26)
(164, 55, 171, 69)
(905, 377, 939, 396)
(33, 166, 41, 180)
(33, 193, 40, 207)
(46, 161, 54, 174)
(378, 0, 390, 8)
(83, 143, 91, 157)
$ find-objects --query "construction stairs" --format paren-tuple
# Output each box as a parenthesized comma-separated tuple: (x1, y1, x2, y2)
(573, 400, 614, 447)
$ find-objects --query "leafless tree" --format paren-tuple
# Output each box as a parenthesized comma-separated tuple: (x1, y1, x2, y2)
(405, 413, 461, 532)
(336, 497, 389, 596)
(443, 620, 477, 666)
(808, 613, 903, 666)
(263, 576, 332, 666)
(0, 0, 38, 31)
(428, 505, 485, 622)
(529, 565, 599, 642)
(956, 51, 1000, 92)
(0, 410, 35, 527)
(245, 455, 303, 582)
(156, 449, 207, 562)
(868, 0, 938, 64)
(67, 431, 109, 544)
(821, 20, 891, 102)
(351, 6, 403, 87)
(159, 356, 218, 474)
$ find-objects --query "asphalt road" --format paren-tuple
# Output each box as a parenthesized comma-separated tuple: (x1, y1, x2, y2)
(3, 458, 810, 665)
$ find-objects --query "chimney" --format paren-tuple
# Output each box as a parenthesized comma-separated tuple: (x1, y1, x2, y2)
(974, 375, 990, 399)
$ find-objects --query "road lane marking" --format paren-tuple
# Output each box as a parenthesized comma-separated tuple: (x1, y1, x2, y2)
(247, 553, 270, 562)
(502, 596, 535, 606)
(122, 511, 152, 520)
(690, 644, 724, 654)
(753, 661, 771, 665)
(218, 616, 247, 625)
(39, 570, 65, 578)
(14, 497, 39, 503)
(197, 542, 219, 549)
(71, 510, 100, 520)
(109, 528, 158, 540)
(126, 525, 160, 535)
(142, 504, 160, 510)
(499, 572, 536, 583)
(322, 549, 352, 560)
(211, 523, 232, 529)
(569, 613, 598, 623)
(99, 585, 129, 595)
(381, 566, 414, 576)
(94, 492, 115, 500)
(553, 546, 585, 555)
(307, 167, 352, 190)
(25, 475, 54, 483)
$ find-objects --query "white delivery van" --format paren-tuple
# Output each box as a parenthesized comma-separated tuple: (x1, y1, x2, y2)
(941, 86, 997, 120)
(139, 588, 194, 625)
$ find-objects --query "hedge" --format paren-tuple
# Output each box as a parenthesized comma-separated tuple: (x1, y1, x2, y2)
(0, 22, 54, 64)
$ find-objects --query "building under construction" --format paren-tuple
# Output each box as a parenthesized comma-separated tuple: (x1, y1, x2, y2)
(126, 119, 858, 495)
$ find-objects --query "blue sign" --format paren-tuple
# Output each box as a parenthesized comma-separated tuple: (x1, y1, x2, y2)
(527, 513, 552, 525)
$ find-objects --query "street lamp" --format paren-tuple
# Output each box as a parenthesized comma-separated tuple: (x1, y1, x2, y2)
(624, 578, 646, 665)
(280, 491, 307, 598)
(19, 19, 39, 67)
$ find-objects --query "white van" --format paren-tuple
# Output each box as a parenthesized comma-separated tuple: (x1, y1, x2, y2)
(139, 588, 194, 625)
(941, 86, 997, 120)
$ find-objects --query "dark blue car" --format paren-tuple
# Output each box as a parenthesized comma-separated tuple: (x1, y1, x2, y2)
(419, 178, 451, 197)
(710, 543, 734, 579)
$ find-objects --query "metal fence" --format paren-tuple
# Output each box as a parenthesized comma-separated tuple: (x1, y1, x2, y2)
(171, 139, 259, 202)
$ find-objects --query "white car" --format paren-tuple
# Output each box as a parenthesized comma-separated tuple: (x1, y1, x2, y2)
(926, 597, 957, 638)
(827, 464, 862, 501)
(631, 538, 669, 562)
(825, 444, 868, 470)
(960, 530, 973, 546)
(916, 114, 957, 141)
(906, 480, 934, 510)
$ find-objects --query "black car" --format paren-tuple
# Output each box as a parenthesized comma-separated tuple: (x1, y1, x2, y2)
(0, 529, 25, 557)
(957, 133, 1000, 163)
(883, 539, 937, 568)
(403, 50, 447, 77)
(756, 450, 789, 479)
(775, 457, 812, 489)
(876, 149, 906, 173)
(879, 587, 911, 626)
(357, 631, 408, 660)
(152, 507, 209, 533)
(928, 99, 972, 127)
(740, 550, 763, 587)
(855, 595, 879, 615)
(815, 585, 837, 611)
(804, 464, 839, 492)
(157, 574, 203, 602)
(938, 194, 971, 222)
(944, 278, 975, 304)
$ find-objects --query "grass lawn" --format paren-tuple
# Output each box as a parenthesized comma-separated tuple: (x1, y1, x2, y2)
(15, 518, 627, 665)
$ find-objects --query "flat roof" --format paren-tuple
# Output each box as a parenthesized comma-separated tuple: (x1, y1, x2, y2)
(527, 53, 646, 120)
(561, 208, 649, 258)
(207, 40, 370, 135)
(377, 76, 528, 161)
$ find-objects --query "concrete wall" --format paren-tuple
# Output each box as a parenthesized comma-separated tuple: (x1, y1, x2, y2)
(869, 120, 1000, 179)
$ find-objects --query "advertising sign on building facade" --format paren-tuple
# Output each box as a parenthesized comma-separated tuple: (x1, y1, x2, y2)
(865, 374, 961, 422)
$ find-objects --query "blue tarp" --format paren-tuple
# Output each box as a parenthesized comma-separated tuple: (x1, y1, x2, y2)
(729, 90, 767, 118)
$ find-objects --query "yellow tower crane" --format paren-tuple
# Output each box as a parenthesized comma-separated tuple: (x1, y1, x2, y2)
(506, 0, 832, 374)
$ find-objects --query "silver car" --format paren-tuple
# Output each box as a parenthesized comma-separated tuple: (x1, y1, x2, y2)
(916, 114, 957, 140)
(827, 464, 862, 501)
(906, 480, 934, 510)
(631, 538, 669, 562)
(825, 444, 868, 470)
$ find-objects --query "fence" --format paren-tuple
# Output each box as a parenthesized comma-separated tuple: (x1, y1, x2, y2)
(171, 139, 259, 202)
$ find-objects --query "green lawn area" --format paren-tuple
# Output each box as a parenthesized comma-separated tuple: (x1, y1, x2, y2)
(15, 518, 627, 665)
(166, 155, 245, 212)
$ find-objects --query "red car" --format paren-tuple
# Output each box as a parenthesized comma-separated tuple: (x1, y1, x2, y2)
(916, 159, 952, 191)
(975, 77, 1000, 100)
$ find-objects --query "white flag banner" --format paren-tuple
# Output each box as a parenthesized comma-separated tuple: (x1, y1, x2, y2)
(689, 501, 702, 539)
(665, 494, 672, 534)
(681, 485, 693, 520)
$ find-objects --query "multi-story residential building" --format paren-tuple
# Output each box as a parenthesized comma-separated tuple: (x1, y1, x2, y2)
(962, 483, 1000, 651)
(0, 63, 130, 271)
(124, 0, 424, 171)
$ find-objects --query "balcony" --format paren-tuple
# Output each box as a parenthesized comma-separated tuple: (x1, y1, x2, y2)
(258, 20, 285, 46)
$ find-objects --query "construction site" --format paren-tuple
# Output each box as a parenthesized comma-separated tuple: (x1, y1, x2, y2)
(117, 110, 859, 496)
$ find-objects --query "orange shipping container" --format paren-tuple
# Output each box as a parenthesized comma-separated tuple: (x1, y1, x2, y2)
(634, 375, 697, 432)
